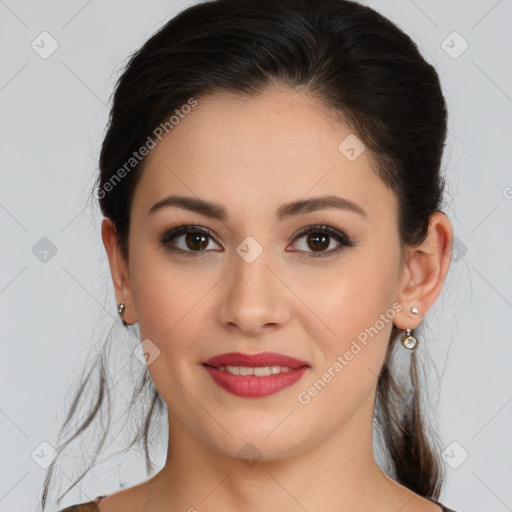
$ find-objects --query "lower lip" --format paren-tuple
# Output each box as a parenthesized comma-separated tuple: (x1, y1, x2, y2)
(203, 365, 309, 398)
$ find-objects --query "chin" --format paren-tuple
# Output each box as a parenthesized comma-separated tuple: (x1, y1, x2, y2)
(197, 413, 313, 462)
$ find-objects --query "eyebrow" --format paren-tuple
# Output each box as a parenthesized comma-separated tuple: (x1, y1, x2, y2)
(147, 194, 367, 220)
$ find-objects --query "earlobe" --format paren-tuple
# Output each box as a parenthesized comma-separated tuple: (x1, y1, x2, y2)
(394, 212, 453, 330)
(101, 217, 137, 325)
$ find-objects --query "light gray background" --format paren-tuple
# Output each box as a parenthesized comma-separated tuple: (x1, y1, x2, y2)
(1, 1, 511, 511)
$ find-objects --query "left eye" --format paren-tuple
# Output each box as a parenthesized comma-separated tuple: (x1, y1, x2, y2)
(289, 224, 354, 258)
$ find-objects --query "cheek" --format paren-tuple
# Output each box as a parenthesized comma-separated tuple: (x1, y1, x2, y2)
(129, 241, 211, 339)
(294, 266, 397, 429)
(299, 249, 399, 340)
(129, 252, 212, 413)
(295, 243, 401, 390)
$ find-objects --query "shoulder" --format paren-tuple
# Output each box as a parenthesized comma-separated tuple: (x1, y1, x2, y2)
(56, 502, 100, 512)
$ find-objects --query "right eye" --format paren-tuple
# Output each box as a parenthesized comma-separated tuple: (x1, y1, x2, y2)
(160, 224, 222, 257)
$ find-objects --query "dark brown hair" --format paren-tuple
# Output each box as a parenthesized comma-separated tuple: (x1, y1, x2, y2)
(41, 0, 448, 509)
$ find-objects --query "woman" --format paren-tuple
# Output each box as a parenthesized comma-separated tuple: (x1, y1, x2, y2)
(43, 0, 458, 510)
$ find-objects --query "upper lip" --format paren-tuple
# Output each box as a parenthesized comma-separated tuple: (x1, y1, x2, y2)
(203, 352, 310, 369)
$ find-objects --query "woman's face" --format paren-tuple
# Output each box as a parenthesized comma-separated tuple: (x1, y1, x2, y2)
(119, 87, 407, 459)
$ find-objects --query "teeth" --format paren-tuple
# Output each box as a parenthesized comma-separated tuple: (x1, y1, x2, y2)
(216, 365, 294, 376)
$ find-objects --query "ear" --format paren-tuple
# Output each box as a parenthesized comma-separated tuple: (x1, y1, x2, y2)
(101, 217, 137, 325)
(394, 212, 453, 330)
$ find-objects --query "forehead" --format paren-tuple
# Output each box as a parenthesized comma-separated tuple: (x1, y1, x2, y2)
(131, 87, 397, 225)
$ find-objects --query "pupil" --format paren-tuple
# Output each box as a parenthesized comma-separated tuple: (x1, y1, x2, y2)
(309, 233, 329, 251)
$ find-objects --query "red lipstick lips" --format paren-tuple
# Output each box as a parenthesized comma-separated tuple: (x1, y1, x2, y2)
(202, 351, 310, 398)
(203, 352, 309, 369)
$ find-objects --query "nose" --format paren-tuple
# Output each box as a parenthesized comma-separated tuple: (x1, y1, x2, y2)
(217, 245, 291, 337)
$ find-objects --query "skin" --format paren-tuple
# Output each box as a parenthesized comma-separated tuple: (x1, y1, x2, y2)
(101, 86, 453, 512)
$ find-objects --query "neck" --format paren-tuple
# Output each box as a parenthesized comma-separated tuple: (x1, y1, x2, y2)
(143, 399, 412, 512)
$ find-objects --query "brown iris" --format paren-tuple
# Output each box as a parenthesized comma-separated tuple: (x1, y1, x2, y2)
(185, 232, 209, 251)
(307, 233, 329, 252)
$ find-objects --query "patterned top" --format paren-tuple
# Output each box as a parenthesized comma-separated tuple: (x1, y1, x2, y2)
(57, 495, 458, 511)
(57, 495, 106, 511)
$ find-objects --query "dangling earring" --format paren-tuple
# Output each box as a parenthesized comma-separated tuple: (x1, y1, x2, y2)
(117, 301, 129, 327)
(401, 305, 419, 350)
(401, 328, 418, 350)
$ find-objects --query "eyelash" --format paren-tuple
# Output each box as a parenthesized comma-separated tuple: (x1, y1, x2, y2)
(159, 222, 355, 260)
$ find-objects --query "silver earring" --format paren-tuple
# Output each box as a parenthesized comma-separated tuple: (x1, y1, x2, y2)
(410, 306, 419, 315)
(117, 301, 129, 327)
(401, 328, 418, 350)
